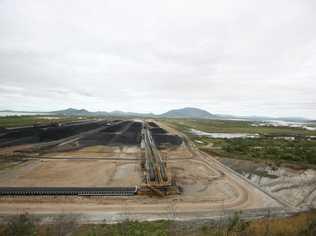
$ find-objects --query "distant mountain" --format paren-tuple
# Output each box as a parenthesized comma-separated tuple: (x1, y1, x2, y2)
(109, 111, 155, 117)
(0, 109, 14, 112)
(0, 107, 312, 122)
(52, 108, 91, 116)
(160, 108, 310, 121)
(51, 108, 154, 117)
(161, 107, 215, 119)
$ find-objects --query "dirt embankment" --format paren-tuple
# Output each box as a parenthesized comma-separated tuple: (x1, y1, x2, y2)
(219, 158, 316, 208)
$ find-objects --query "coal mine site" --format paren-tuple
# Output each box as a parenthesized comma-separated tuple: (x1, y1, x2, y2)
(0, 119, 183, 195)
(0, 119, 287, 221)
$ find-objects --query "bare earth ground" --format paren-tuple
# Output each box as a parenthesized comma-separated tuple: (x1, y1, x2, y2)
(47, 145, 142, 159)
(0, 159, 142, 187)
(0, 122, 287, 222)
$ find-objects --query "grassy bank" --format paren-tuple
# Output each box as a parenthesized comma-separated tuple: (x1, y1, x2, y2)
(1, 211, 315, 236)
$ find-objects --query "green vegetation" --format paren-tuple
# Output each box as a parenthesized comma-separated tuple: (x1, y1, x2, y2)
(3, 213, 37, 236)
(200, 138, 316, 165)
(1, 211, 316, 236)
(161, 118, 316, 166)
(0, 116, 89, 128)
(80, 220, 169, 236)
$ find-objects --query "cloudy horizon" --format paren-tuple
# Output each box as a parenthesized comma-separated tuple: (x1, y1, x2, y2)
(1, 0, 316, 119)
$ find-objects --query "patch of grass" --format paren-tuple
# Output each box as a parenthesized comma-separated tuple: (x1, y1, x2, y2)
(199, 138, 316, 166)
(1, 211, 316, 236)
(79, 220, 170, 236)
(208, 138, 316, 165)
(2, 213, 37, 236)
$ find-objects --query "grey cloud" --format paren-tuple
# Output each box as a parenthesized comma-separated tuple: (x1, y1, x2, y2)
(0, 0, 315, 118)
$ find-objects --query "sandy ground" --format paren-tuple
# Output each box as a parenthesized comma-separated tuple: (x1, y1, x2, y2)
(0, 159, 142, 187)
(32, 146, 143, 163)
(161, 144, 193, 160)
(0, 149, 283, 215)
(0, 122, 286, 220)
(46, 145, 141, 159)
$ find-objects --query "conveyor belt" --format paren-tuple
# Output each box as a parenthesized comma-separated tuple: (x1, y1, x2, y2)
(0, 187, 137, 196)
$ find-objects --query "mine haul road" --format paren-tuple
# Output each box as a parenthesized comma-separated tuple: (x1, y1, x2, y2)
(0, 120, 297, 222)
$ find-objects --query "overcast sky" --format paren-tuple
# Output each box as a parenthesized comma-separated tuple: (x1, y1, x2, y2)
(0, 0, 315, 118)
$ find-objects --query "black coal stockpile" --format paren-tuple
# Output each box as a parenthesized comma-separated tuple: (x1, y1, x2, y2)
(38, 122, 103, 141)
(79, 121, 143, 146)
(149, 127, 167, 134)
(0, 127, 7, 134)
(151, 134, 183, 147)
(0, 121, 105, 147)
(148, 123, 183, 147)
(148, 122, 159, 127)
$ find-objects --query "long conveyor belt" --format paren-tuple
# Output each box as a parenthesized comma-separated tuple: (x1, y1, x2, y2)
(0, 187, 137, 196)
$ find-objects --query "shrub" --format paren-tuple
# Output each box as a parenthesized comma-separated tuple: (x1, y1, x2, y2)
(4, 213, 37, 236)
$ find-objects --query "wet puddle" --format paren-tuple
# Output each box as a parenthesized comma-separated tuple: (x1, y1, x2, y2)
(189, 128, 259, 139)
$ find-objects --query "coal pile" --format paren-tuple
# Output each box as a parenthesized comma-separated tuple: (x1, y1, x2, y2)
(151, 134, 183, 147)
(0, 126, 42, 147)
(149, 127, 167, 134)
(79, 121, 143, 146)
(148, 122, 183, 148)
(148, 122, 159, 127)
(101, 121, 127, 132)
(0, 127, 7, 134)
(38, 122, 104, 142)
(0, 121, 106, 147)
